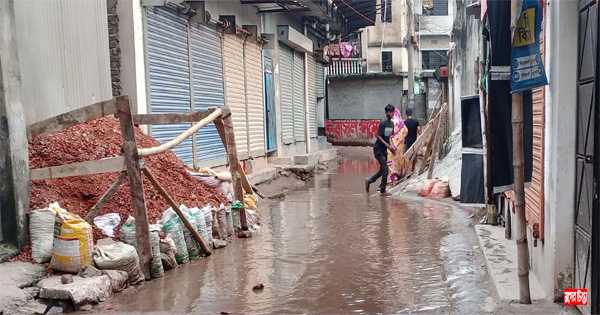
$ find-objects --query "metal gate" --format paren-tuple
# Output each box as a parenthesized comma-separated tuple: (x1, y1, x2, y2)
(307, 54, 317, 138)
(292, 50, 305, 142)
(146, 5, 194, 165)
(576, 1, 599, 313)
(224, 35, 248, 158)
(146, 5, 226, 167)
(264, 50, 276, 151)
(189, 22, 227, 166)
(279, 44, 294, 144)
(245, 41, 265, 157)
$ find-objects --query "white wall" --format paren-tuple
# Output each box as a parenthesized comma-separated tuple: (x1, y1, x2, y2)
(14, 0, 112, 124)
(530, 0, 578, 301)
(118, 0, 147, 118)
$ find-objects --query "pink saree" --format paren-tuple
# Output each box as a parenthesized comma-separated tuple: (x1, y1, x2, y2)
(387, 109, 408, 184)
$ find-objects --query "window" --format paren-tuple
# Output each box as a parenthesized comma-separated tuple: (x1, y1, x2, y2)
(422, 50, 447, 70)
(382, 51, 393, 72)
(422, 0, 448, 16)
(381, 0, 392, 22)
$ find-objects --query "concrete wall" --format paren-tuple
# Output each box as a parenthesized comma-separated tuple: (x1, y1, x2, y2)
(528, 0, 577, 301)
(0, 0, 29, 249)
(328, 76, 404, 120)
(14, 0, 112, 124)
(364, 0, 408, 73)
(426, 78, 442, 116)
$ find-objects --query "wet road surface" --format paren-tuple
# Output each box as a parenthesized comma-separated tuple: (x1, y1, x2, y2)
(96, 148, 496, 314)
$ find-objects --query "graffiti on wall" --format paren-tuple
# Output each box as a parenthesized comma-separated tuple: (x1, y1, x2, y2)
(326, 120, 380, 145)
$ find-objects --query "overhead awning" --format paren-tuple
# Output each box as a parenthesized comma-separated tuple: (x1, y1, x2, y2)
(332, 0, 377, 32)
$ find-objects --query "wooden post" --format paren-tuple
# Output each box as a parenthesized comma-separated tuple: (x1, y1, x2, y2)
(215, 110, 247, 230)
(427, 116, 445, 179)
(142, 166, 212, 256)
(116, 98, 152, 280)
(512, 92, 531, 304)
(84, 171, 127, 224)
(419, 115, 441, 175)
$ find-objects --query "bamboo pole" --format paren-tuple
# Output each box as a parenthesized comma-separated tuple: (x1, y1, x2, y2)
(85, 171, 127, 224)
(138, 108, 222, 157)
(142, 166, 212, 256)
(512, 92, 531, 304)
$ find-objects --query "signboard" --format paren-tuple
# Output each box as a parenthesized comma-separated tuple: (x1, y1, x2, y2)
(510, 0, 547, 93)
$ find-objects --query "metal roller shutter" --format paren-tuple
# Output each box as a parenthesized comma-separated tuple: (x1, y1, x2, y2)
(224, 35, 248, 157)
(146, 6, 194, 165)
(189, 22, 227, 164)
(245, 41, 265, 156)
(525, 5, 545, 239)
(316, 61, 325, 98)
(307, 54, 317, 138)
(292, 50, 306, 142)
(279, 44, 294, 144)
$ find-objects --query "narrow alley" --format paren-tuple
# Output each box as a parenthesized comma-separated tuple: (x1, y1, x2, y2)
(91, 148, 495, 314)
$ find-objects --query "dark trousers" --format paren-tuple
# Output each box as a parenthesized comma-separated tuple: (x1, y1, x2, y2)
(368, 151, 389, 193)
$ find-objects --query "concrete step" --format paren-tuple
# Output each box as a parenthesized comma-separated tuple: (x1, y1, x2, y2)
(267, 156, 294, 165)
(294, 153, 321, 166)
(247, 167, 279, 186)
(475, 225, 546, 302)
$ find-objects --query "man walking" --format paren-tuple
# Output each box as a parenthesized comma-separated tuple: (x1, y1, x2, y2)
(365, 104, 396, 196)
(403, 108, 421, 152)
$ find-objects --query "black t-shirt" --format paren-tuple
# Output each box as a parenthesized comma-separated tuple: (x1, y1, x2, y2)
(404, 118, 420, 142)
(373, 119, 393, 155)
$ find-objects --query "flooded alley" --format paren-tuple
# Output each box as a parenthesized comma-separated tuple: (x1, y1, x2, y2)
(94, 148, 496, 314)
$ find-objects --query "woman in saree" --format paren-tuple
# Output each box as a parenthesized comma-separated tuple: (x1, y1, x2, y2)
(387, 109, 408, 185)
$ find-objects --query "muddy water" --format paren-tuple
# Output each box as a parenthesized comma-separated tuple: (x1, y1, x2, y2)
(96, 148, 495, 314)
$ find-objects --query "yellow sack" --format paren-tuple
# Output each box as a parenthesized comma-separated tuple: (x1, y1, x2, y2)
(50, 203, 94, 273)
(244, 195, 258, 212)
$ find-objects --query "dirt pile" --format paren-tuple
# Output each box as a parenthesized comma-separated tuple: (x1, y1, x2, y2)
(29, 116, 228, 242)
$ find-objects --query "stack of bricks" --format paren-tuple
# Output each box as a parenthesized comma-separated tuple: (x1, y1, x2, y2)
(107, 0, 121, 96)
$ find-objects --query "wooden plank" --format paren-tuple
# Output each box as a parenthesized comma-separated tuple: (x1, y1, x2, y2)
(29, 156, 125, 181)
(132, 108, 216, 125)
(27, 96, 125, 140)
(116, 98, 152, 280)
(84, 172, 127, 224)
(404, 103, 448, 161)
(419, 115, 442, 175)
(215, 112, 247, 230)
(427, 115, 445, 179)
(142, 167, 212, 256)
(238, 162, 253, 194)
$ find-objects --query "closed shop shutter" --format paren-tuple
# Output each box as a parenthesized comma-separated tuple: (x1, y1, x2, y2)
(292, 50, 306, 142)
(245, 41, 265, 156)
(279, 44, 294, 144)
(224, 35, 248, 158)
(525, 5, 545, 239)
(146, 6, 194, 165)
(189, 22, 227, 164)
(306, 54, 317, 138)
(316, 61, 325, 98)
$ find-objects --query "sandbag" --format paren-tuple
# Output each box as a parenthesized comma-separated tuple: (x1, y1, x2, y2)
(419, 179, 437, 198)
(201, 206, 214, 249)
(29, 205, 57, 263)
(159, 235, 178, 270)
(161, 208, 189, 264)
(190, 207, 209, 255)
(216, 204, 229, 239)
(149, 225, 164, 278)
(93, 242, 144, 285)
(119, 216, 137, 247)
(431, 180, 451, 200)
(178, 205, 200, 260)
(230, 201, 243, 232)
(51, 203, 94, 273)
(93, 213, 121, 238)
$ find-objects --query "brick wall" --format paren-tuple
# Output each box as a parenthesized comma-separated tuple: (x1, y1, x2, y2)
(107, 0, 121, 96)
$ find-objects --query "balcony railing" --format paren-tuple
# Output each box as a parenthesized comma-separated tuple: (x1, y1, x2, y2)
(326, 58, 363, 76)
